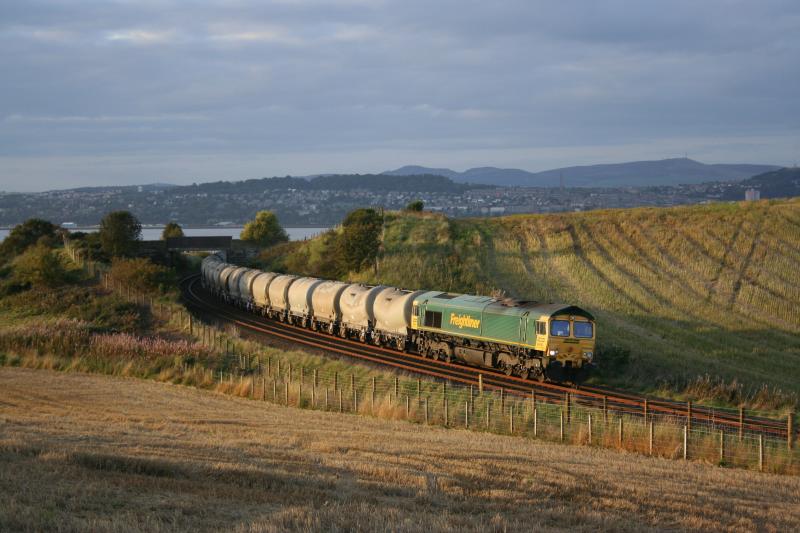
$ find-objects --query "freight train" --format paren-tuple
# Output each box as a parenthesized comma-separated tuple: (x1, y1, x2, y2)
(200, 254, 596, 383)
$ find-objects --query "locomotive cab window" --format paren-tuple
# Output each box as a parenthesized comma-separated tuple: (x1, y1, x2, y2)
(424, 310, 442, 328)
(550, 319, 570, 337)
(574, 321, 593, 338)
(535, 321, 546, 335)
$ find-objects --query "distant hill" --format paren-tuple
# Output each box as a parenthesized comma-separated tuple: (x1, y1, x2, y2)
(175, 173, 490, 195)
(383, 158, 781, 187)
(722, 167, 800, 200)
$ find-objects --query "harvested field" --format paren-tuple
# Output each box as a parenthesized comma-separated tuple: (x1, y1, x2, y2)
(1, 368, 799, 532)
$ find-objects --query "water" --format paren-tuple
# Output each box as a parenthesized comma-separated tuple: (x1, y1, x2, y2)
(0, 226, 328, 242)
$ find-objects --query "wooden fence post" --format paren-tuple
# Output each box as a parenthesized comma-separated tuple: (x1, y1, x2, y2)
(719, 430, 725, 463)
(533, 408, 538, 437)
(618, 418, 623, 447)
(405, 395, 410, 418)
(311, 381, 316, 407)
(285, 382, 289, 405)
(683, 425, 688, 460)
(738, 406, 744, 442)
(325, 387, 329, 410)
(424, 398, 429, 425)
(687, 401, 692, 430)
(486, 402, 491, 429)
(560, 409, 564, 442)
(353, 387, 358, 413)
(371, 377, 376, 413)
(478, 373, 483, 394)
(417, 378, 421, 402)
(649, 421, 654, 455)
(464, 401, 469, 428)
(643, 399, 648, 421)
(587, 414, 592, 444)
(758, 434, 764, 472)
(788, 412, 795, 451)
(272, 379, 277, 401)
(444, 398, 449, 427)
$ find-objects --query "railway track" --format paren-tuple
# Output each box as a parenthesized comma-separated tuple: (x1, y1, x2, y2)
(180, 274, 794, 440)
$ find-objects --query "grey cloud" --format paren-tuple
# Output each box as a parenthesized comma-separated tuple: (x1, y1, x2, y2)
(0, 0, 798, 190)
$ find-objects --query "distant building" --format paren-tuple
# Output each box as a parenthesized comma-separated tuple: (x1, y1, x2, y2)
(745, 188, 760, 201)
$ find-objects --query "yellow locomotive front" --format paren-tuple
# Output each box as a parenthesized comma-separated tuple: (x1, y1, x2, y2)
(533, 308, 595, 382)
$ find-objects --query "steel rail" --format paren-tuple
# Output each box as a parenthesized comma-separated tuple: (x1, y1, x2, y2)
(180, 275, 792, 439)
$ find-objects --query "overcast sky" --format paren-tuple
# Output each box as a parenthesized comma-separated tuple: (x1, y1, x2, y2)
(1, 0, 799, 191)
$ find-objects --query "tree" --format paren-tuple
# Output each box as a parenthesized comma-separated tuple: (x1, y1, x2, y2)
(338, 208, 382, 272)
(99, 211, 141, 258)
(13, 244, 68, 287)
(405, 200, 424, 212)
(240, 211, 289, 247)
(161, 222, 184, 240)
(0, 218, 58, 258)
(108, 257, 173, 294)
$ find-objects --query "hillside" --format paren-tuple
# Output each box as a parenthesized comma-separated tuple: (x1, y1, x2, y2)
(3, 368, 799, 531)
(265, 199, 800, 400)
(723, 167, 800, 200)
(384, 158, 780, 187)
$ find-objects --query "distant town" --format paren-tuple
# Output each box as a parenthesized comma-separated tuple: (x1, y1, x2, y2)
(0, 166, 797, 228)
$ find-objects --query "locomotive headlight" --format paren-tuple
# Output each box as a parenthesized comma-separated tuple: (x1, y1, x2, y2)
(583, 351, 593, 361)
(548, 349, 558, 356)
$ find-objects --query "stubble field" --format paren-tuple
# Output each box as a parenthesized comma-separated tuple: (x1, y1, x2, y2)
(1, 367, 799, 532)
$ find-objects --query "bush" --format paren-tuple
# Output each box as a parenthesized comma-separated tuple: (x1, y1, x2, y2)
(0, 218, 58, 258)
(405, 200, 424, 212)
(13, 244, 69, 288)
(109, 257, 174, 295)
(161, 222, 184, 240)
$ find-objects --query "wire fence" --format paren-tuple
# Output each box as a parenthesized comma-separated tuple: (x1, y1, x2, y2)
(75, 259, 800, 476)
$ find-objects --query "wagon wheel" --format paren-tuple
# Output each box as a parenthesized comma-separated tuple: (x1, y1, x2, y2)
(518, 369, 530, 380)
(503, 366, 513, 376)
(536, 372, 546, 383)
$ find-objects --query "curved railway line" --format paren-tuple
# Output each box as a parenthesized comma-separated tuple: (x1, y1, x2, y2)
(181, 274, 794, 440)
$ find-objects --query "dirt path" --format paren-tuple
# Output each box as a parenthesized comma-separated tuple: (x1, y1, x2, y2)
(1, 368, 799, 532)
